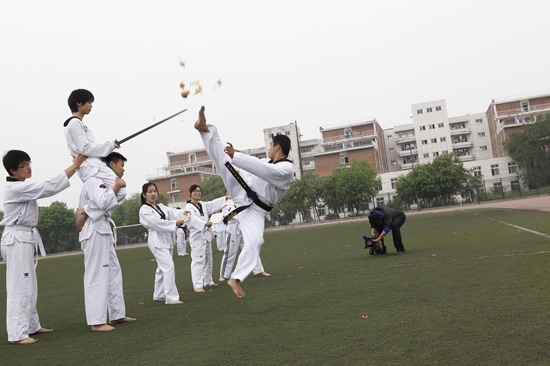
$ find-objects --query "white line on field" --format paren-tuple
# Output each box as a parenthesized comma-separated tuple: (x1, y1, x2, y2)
(468, 211, 550, 240)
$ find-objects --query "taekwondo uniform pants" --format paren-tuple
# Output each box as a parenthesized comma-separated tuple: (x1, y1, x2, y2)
(81, 231, 126, 325)
(189, 239, 214, 289)
(148, 244, 180, 303)
(176, 230, 188, 256)
(1, 239, 41, 342)
(200, 126, 267, 283)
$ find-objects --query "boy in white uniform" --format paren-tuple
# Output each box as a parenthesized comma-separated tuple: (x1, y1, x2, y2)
(194, 106, 294, 298)
(79, 152, 135, 332)
(1, 150, 86, 344)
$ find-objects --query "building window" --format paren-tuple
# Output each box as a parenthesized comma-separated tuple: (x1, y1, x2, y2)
(269, 133, 274, 138)
(433, 152, 439, 157)
(389, 147, 395, 153)
(521, 101, 529, 112)
(419, 126, 426, 131)
(431, 138, 437, 143)
(508, 162, 518, 173)
(473, 166, 481, 177)
(304, 158, 314, 166)
(440, 137, 446, 142)
(189, 153, 196, 163)
(421, 140, 428, 145)
(340, 153, 348, 164)
(475, 118, 483, 123)
(423, 153, 429, 158)
(170, 178, 178, 189)
(493, 182, 503, 190)
(171, 194, 179, 203)
(511, 179, 520, 190)
(427, 107, 433, 113)
(478, 132, 486, 137)
(318, 206, 326, 217)
(387, 134, 392, 140)
(417, 109, 423, 114)
(442, 150, 448, 155)
(436, 106, 442, 111)
(391, 160, 397, 166)
(491, 164, 500, 176)
(391, 178, 398, 189)
(480, 146, 487, 151)
(438, 123, 444, 128)
(376, 197, 385, 206)
(429, 124, 435, 129)
(344, 128, 352, 138)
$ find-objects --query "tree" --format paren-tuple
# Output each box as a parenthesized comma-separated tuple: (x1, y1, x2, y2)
(331, 160, 380, 214)
(37, 201, 79, 253)
(503, 115, 550, 188)
(396, 154, 469, 207)
(285, 172, 321, 222)
(199, 176, 227, 201)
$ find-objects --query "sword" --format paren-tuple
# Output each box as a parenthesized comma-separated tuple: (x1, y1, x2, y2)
(115, 109, 187, 145)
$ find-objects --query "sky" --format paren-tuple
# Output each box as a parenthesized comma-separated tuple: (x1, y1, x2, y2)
(1, 0, 549, 209)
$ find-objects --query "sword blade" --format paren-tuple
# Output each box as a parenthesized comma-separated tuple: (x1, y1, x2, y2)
(116, 109, 187, 145)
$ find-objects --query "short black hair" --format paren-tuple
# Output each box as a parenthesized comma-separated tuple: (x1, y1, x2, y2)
(189, 184, 201, 194)
(68, 89, 94, 113)
(141, 182, 159, 205)
(272, 134, 291, 156)
(104, 152, 127, 164)
(3, 150, 30, 176)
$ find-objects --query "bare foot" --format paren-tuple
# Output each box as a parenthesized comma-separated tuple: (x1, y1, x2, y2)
(227, 278, 246, 298)
(208, 283, 219, 287)
(11, 337, 38, 345)
(108, 316, 136, 325)
(30, 328, 54, 335)
(194, 106, 209, 132)
(258, 272, 271, 277)
(167, 300, 184, 305)
(91, 324, 115, 332)
(76, 209, 88, 232)
(194, 288, 205, 293)
(219, 277, 226, 282)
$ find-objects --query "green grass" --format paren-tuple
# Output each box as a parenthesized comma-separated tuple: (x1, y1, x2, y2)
(1, 208, 550, 365)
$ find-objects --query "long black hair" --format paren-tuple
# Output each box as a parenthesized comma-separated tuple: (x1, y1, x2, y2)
(141, 182, 159, 204)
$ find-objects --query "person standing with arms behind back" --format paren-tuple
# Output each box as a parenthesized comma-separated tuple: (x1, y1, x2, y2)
(1, 150, 86, 344)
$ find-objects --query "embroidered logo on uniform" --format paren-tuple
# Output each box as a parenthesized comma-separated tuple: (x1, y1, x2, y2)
(83, 124, 88, 132)
(99, 184, 106, 189)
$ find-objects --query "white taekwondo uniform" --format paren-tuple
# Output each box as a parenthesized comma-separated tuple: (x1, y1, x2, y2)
(184, 197, 226, 290)
(79, 176, 126, 325)
(200, 125, 294, 283)
(0, 172, 70, 342)
(139, 203, 184, 303)
(64, 117, 125, 199)
(176, 226, 188, 256)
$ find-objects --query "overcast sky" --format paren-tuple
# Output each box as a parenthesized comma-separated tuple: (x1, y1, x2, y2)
(1, 0, 549, 209)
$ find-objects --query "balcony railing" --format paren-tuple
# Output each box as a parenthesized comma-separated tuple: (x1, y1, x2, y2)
(397, 148, 417, 157)
(321, 131, 375, 144)
(449, 128, 471, 135)
(395, 135, 416, 144)
(496, 102, 550, 117)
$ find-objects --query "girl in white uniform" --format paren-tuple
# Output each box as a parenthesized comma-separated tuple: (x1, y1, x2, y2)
(184, 184, 226, 293)
(139, 183, 187, 305)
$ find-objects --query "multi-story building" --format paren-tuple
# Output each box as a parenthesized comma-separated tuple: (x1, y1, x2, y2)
(486, 93, 550, 158)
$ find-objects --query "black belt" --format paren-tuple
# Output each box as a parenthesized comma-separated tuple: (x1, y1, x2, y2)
(223, 162, 272, 224)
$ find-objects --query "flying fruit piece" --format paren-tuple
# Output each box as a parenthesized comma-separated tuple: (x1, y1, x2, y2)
(216, 79, 222, 87)
(179, 59, 185, 68)
(181, 90, 190, 98)
(194, 85, 203, 94)
(180, 81, 185, 89)
(190, 80, 200, 86)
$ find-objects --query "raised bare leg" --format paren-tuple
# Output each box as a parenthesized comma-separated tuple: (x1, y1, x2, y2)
(194, 106, 209, 133)
(227, 278, 246, 298)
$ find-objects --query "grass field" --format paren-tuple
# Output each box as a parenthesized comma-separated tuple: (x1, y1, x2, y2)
(1, 208, 550, 365)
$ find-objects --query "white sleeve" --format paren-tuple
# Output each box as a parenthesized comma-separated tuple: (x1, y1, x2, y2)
(4, 172, 70, 203)
(85, 177, 121, 219)
(139, 206, 178, 233)
(66, 120, 115, 157)
(232, 153, 294, 190)
(202, 196, 227, 215)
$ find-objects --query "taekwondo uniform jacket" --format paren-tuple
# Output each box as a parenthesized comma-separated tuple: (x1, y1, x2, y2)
(139, 203, 184, 249)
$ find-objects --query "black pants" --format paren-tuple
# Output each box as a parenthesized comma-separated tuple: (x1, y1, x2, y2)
(390, 213, 406, 252)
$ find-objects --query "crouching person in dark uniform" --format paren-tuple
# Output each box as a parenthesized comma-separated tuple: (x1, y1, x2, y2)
(368, 207, 406, 254)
